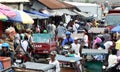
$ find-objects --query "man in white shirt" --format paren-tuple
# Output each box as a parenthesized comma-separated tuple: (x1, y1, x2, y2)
(83, 29, 88, 48)
(73, 20, 79, 34)
(48, 51, 60, 72)
(71, 37, 81, 57)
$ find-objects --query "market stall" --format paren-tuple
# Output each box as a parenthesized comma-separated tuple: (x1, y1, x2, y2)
(2, 62, 55, 72)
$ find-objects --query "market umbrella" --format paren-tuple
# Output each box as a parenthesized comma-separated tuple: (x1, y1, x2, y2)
(8, 10, 34, 24)
(111, 24, 120, 33)
(0, 4, 16, 18)
(0, 12, 8, 21)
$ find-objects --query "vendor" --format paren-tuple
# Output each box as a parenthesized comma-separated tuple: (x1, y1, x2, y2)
(48, 51, 60, 72)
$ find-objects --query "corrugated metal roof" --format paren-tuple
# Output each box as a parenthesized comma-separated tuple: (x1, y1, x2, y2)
(38, 0, 75, 9)
(0, 0, 29, 3)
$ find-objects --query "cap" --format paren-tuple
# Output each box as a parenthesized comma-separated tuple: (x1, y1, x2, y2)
(2, 43, 10, 49)
(66, 31, 71, 35)
(50, 51, 57, 55)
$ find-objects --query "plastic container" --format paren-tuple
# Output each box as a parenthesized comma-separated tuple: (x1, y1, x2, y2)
(0, 57, 11, 69)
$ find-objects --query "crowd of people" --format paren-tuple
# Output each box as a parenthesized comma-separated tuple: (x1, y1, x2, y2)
(1, 18, 120, 72)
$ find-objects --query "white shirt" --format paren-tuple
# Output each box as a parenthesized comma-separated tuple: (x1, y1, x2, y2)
(48, 60, 60, 72)
(108, 54, 118, 68)
(73, 23, 79, 34)
(51, 24, 56, 34)
(83, 35, 88, 47)
(71, 43, 81, 57)
(20, 40, 28, 52)
(104, 41, 113, 50)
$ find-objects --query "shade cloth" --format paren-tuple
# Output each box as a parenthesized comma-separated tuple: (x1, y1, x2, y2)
(8, 10, 34, 24)
(27, 13, 48, 19)
(24, 10, 51, 17)
(48, 9, 77, 16)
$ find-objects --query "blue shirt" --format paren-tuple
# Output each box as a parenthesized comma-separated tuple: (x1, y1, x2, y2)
(62, 37, 74, 46)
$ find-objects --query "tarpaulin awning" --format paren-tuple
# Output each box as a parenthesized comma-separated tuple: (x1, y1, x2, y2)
(27, 13, 48, 19)
(23, 10, 51, 17)
(8, 10, 34, 24)
(48, 9, 77, 16)
(73, 9, 92, 17)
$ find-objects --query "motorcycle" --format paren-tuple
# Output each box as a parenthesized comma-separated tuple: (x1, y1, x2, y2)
(61, 45, 71, 55)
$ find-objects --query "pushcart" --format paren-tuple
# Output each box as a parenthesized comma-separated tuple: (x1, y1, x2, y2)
(33, 34, 57, 58)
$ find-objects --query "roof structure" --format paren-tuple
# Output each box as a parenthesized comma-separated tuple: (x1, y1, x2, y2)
(0, 0, 29, 3)
(38, 0, 75, 9)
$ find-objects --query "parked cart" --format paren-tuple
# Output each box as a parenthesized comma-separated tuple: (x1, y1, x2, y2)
(32, 34, 57, 58)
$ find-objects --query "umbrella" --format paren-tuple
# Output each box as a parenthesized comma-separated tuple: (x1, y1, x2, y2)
(0, 4, 16, 18)
(8, 10, 34, 24)
(0, 12, 8, 21)
(111, 25, 120, 33)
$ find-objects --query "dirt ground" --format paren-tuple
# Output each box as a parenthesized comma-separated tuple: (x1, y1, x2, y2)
(61, 67, 75, 72)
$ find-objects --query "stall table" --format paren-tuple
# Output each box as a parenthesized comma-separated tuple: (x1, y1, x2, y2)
(56, 54, 82, 63)
(82, 49, 108, 55)
(56, 54, 83, 71)
(4, 62, 55, 72)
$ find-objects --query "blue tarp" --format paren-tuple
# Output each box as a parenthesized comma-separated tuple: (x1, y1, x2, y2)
(111, 25, 120, 33)
(23, 10, 51, 17)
